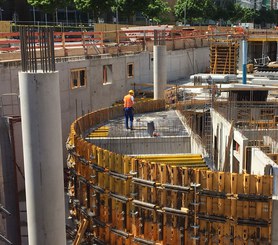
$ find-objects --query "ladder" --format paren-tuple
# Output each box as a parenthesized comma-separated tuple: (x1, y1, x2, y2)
(73, 218, 89, 245)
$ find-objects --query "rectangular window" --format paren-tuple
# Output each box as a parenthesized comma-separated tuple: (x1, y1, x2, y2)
(70, 68, 87, 89)
(103, 65, 112, 84)
(127, 63, 134, 78)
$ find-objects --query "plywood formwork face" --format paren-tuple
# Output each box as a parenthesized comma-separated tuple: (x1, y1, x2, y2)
(210, 40, 239, 75)
(67, 100, 273, 244)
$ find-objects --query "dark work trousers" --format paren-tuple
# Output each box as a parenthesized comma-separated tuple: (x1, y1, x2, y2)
(124, 107, 134, 129)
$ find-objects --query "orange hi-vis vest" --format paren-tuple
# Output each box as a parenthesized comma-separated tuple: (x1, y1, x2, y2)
(124, 94, 134, 108)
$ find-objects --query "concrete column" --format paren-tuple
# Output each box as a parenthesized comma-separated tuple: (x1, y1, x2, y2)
(19, 71, 66, 245)
(153, 45, 167, 100)
(242, 39, 247, 85)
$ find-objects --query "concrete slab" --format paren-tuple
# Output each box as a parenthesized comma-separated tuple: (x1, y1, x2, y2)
(86, 110, 191, 155)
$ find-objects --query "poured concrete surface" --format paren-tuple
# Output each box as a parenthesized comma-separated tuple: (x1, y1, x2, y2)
(87, 110, 191, 155)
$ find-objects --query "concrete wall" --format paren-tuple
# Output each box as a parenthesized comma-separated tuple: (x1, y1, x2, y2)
(0, 47, 209, 191)
(90, 136, 191, 155)
(251, 148, 276, 175)
(212, 109, 249, 173)
(211, 109, 231, 171)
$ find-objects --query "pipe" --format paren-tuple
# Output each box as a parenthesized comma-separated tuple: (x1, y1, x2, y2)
(132, 200, 156, 210)
(110, 228, 129, 239)
(110, 192, 129, 203)
(133, 237, 155, 245)
(242, 39, 247, 85)
(162, 183, 190, 192)
(162, 207, 188, 216)
(132, 177, 156, 188)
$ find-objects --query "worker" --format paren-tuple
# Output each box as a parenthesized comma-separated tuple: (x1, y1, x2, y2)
(123, 90, 135, 129)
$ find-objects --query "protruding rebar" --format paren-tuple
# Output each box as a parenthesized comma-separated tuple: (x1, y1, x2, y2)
(20, 26, 55, 72)
(154, 30, 166, 45)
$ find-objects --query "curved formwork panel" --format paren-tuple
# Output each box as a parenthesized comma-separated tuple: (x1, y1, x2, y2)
(66, 99, 272, 245)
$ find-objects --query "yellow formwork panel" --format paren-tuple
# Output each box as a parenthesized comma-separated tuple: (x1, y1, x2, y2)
(68, 100, 275, 245)
(243, 174, 250, 194)
(103, 150, 109, 168)
(115, 154, 123, 173)
(109, 176, 115, 193)
(218, 172, 225, 192)
(212, 197, 219, 215)
(249, 175, 256, 195)
(207, 170, 213, 190)
(91, 145, 97, 163)
(262, 175, 272, 196)
(97, 147, 104, 167)
(109, 152, 115, 171)
(224, 199, 231, 218)
(98, 172, 105, 189)
(212, 171, 218, 192)
(124, 179, 131, 196)
(248, 201, 256, 219)
(236, 200, 244, 218)
(126, 201, 132, 232)
(242, 201, 249, 219)
(136, 154, 202, 159)
(237, 174, 244, 194)
(123, 156, 132, 174)
(218, 198, 225, 216)
(103, 172, 109, 189)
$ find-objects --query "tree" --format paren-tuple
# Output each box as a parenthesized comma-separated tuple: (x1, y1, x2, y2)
(27, 0, 71, 13)
(241, 7, 258, 23)
(73, 0, 113, 21)
(174, 0, 216, 25)
(142, 0, 171, 24)
(112, 0, 150, 24)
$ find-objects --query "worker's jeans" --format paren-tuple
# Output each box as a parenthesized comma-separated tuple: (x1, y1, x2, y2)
(124, 107, 134, 129)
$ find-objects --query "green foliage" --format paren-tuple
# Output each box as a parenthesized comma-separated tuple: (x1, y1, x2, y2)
(174, 0, 216, 24)
(74, 0, 113, 19)
(27, 0, 71, 13)
(111, 0, 150, 23)
(26, 0, 278, 26)
(142, 0, 171, 24)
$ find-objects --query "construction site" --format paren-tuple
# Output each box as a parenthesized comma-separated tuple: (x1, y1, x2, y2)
(1, 23, 278, 245)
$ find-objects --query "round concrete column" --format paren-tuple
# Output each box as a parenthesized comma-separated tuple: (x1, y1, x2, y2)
(19, 71, 66, 245)
(153, 45, 167, 100)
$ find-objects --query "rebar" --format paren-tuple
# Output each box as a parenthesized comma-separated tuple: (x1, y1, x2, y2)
(20, 26, 55, 72)
(154, 30, 166, 46)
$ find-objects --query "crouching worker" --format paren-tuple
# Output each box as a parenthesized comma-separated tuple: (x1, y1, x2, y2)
(123, 90, 135, 129)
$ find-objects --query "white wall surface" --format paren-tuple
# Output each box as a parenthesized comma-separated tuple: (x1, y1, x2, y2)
(251, 148, 276, 175)
(0, 47, 209, 191)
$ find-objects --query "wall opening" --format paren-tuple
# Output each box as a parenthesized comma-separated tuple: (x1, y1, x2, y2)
(127, 63, 134, 78)
(103, 65, 113, 84)
(70, 68, 87, 89)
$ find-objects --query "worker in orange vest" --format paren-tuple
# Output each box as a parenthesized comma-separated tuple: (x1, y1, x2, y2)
(123, 90, 135, 129)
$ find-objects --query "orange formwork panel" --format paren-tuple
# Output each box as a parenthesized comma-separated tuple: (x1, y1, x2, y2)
(67, 100, 274, 245)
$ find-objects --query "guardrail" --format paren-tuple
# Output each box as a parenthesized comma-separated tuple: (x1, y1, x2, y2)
(0, 28, 246, 54)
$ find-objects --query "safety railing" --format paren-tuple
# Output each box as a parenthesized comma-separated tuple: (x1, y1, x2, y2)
(0, 27, 249, 54)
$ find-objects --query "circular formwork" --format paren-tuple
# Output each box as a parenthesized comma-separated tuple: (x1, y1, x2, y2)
(66, 99, 273, 244)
